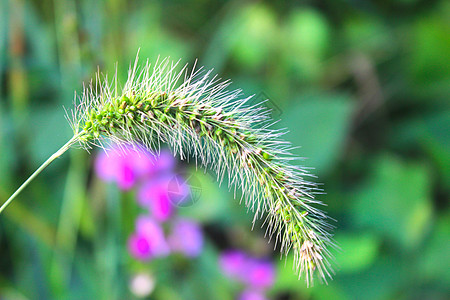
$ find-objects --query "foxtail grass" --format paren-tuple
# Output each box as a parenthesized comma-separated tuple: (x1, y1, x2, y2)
(2, 54, 335, 285)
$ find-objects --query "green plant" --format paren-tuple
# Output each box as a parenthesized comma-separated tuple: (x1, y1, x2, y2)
(2, 54, 334, 285)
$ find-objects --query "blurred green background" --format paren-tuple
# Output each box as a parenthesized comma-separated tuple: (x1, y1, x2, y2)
(0, 0, 449, 299)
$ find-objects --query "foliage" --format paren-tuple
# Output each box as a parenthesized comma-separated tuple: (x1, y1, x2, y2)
(0, 0, 448, 299)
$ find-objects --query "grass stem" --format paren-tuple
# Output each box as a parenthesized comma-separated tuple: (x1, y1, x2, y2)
(0, 133, 82, 214)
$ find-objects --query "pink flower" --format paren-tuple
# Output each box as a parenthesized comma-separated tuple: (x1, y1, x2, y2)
(166, 174, 191, 207)
(128, 216, 169, 260)
(168, 219, 203, 257)
(128, 233, 153, 260)
(219, 250, 275, 289)
(95, 146, 175, 190)
(138, 175, 174, 221)
(138, 173, 190, 221)
(219, 250, 248, 279)
(244, 259, 275, 289)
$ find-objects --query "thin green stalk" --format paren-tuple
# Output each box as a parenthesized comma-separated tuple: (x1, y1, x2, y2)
(0, 133, 82, 214)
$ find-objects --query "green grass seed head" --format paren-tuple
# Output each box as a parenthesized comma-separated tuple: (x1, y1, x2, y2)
(68, 55, 335, 286)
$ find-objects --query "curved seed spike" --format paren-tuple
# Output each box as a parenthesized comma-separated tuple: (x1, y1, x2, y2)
(67, 54, 335, 285)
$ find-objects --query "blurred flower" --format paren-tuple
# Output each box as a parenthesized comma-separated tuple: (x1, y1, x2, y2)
(149, 150, 176, 174)
(128, 216, 170, 260)
(166, 174, 192, 207)
(219, 250, 248, 279)
(96, 146, 205, 265)
(95, 146, 175, 190)
(129, 272, 155, 298)
(128, 233, 153, 260)
(138, 175, 175, 221)
(219, 250, 275, 289)
(168, 219, 203, 257)
(138, 172, 191, 220)
(244, 259, 275, 289)
(238, 289, 268, 300)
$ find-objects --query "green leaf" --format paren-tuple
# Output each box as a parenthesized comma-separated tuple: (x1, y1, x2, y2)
(408, 12, 450, 89)
(279, 93, 354, 176)
(282, 8, 330, 82)
(334, 233, 380, 273)
(351, 155, 433, 249)
(228, 3, 278, 70)
(419, 214, 450, 285)
(343, 15, 395, 60)
(336, 257, 406, 300)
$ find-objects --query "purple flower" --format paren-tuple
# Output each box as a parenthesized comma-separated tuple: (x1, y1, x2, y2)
(128, 233, 153, 260)
(219, 250, 248, 279)
(219, 250, 275, 289)
(150, 150, 176, 174)
(168, 219, 203, 257)
(166, 174, 191, 207)
(128, 216, 169, 260)
(238, 289, 268, 300)
(95, 148, 135, 190)
(138, 175, 174, 221)
(95, 146, 175, 190)
(244, 259, 275, 289)
(138, 173, 191, 221)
